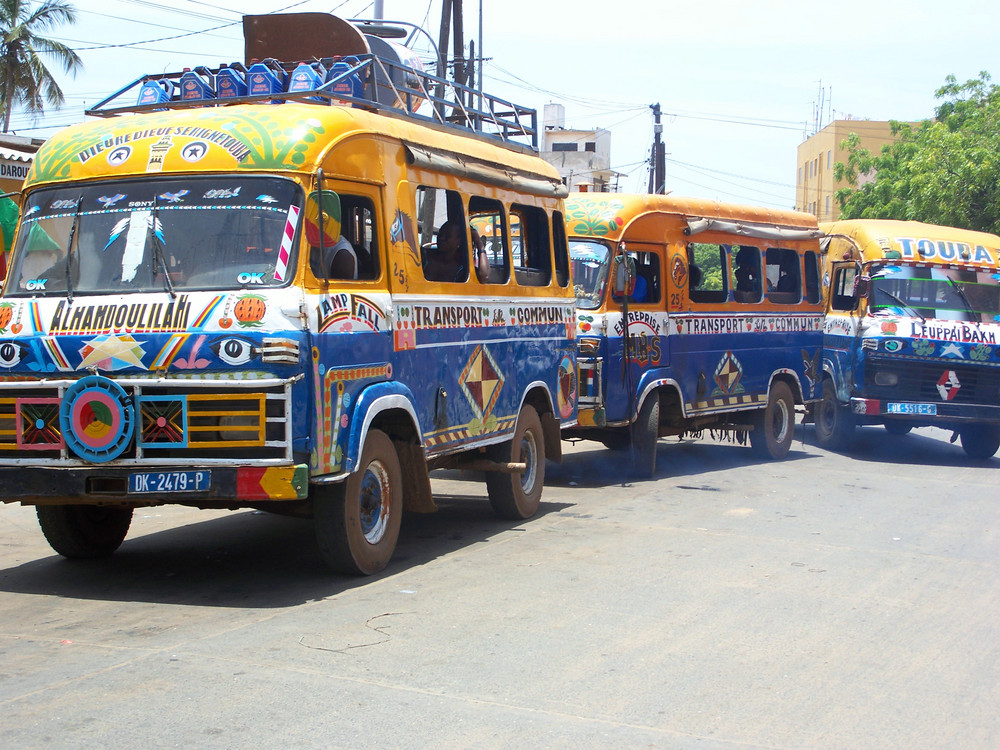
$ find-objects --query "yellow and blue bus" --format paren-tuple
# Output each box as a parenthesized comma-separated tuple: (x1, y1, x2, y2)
(565, 193, 824, 475)
(0, 14, 576, 575)
(818, 219, 1000, 458)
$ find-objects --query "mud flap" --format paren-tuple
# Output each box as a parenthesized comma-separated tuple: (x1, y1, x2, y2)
(395, 438, 436, 513)
(541, 411, 562, 462)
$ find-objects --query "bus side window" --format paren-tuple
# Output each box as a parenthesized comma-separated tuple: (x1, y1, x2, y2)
(688, 242, 727, 304)
(831, 266, 859, 311)
(553, 210, 570, 287)
(417, 186, 469, 283)
(511, 203, 551, 287)
(471, 195, 509, 284)
(766, 247, 801, 304)
(731, 245, 762, 303)
(804, 250, 821, 304)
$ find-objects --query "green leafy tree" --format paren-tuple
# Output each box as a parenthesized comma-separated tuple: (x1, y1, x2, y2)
(0, 0, 81, 132)
(833, 71, 1000, 233)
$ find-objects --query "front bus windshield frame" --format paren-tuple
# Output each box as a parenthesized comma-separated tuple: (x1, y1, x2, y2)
(6, 175, 303, 297)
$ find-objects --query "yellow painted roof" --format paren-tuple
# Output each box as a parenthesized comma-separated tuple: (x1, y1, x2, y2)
(567, 192, 817, 240)
(27, 102, 559, 187)
(822, 219, 1000, 266)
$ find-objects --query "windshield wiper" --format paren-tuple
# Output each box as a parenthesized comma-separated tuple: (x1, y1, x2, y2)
(874, 286, 926, 323)
(64, 196, 83, 303)
(945, 276, 977, 320)
(150, 196, 176, 299)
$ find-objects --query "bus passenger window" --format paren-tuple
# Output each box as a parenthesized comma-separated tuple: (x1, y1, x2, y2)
(731, 245, 762, 303)
(511, 204, 551, 287)
(417, 186, 471, 283)
(766, 247, 801, 304)
(553, 211, 570, 287)
(804, 250, 821, 304)
(688, 243, 727, 304)
(470, 196, 509, 284)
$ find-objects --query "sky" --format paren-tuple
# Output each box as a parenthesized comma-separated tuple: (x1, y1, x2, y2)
(9, 0, 999, 209)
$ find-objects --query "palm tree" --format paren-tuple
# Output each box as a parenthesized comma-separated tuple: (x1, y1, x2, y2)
(0, 0, 81, 132)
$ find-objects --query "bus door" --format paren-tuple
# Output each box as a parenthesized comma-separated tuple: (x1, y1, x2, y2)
(606, 244, 665, 422)
(305, 182, 391, 476)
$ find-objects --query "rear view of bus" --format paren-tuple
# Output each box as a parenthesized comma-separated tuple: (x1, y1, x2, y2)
(565, 193, 824, 476)
(818, 219, 1000, 458)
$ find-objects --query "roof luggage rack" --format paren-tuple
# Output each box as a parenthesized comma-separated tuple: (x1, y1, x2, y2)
(85, 52, 539, 150)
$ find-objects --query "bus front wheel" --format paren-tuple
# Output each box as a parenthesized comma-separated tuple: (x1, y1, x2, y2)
(815, 378, 854, 451)
(630, 394, 660, 478)
(959, 424, 1000, 460)
(315, 429, 403, 575)
(487, 405, 544, 520)
(750, 381, 795, 459)
(36, 505, 133, 559)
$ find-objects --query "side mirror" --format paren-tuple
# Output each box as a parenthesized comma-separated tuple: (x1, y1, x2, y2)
(853, 274, 871, 298)
(612, 253, 635, 297)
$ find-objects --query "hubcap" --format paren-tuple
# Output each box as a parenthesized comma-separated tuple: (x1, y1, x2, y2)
(518, 431, 537, 494)
(359, 461, 391, 544)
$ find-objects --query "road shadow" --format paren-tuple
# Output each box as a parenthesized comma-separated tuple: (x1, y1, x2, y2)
(549, 425, 819, 487)
(0, 486, 570, 609)
(800, 424, 1000, 468)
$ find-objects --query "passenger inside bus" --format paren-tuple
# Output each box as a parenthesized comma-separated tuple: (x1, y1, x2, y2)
(733, 246, 762, 302)
(423, 220, 489, 283)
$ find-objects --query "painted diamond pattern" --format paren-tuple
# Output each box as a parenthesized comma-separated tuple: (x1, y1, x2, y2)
(459, 344, 504, 418)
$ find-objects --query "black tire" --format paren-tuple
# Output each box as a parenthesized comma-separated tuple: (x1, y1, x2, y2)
(630, 394, 660, 478)
(486, 405, 544, 520)
(600, 431, 631, 452)
(959, 424, 1000, 460)
(884, 421, 913, 436)
(315, 429, 403, 575)
(36, 505, 133, 559)
(750, 381, 795, 459)
(814, 377, 854, 451)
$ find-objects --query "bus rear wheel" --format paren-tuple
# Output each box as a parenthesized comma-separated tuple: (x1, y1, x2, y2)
(486, 405, 544, 520)
(750, 381, 794, 459)
(959, 424, 1000, 460)
(815, 378, 854, 451)
(36, 505, 133, 559)
(315, 429, 402, 575)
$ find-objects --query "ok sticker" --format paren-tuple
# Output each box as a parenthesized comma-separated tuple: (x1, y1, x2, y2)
(237, 271, 264, 285)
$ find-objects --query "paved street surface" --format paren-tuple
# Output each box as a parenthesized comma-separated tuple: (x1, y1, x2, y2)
(1, 425, 998, 749)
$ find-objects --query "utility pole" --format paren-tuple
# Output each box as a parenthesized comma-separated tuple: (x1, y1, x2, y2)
(648, 103, 665, 194)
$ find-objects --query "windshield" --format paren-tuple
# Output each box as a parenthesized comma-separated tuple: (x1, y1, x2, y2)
(570, 238, 611, 309)
(870, 263, 1000, 323)
(6, 176, 301, 297)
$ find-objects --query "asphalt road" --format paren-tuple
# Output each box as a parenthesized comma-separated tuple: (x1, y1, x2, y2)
(1, 424, 997, 749)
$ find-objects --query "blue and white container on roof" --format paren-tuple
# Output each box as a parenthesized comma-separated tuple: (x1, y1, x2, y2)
(178, 66, 215, 100)
(328, 56, 364, 104)
(287, 60, 327, 101)
(246, 58, 286, 100)
(136, 78, 175, 106)
(215, 63, 248, 99)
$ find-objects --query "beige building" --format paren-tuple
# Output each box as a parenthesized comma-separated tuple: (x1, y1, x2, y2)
(539, 103, 620, 193)
(796, 120, 904, 222)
